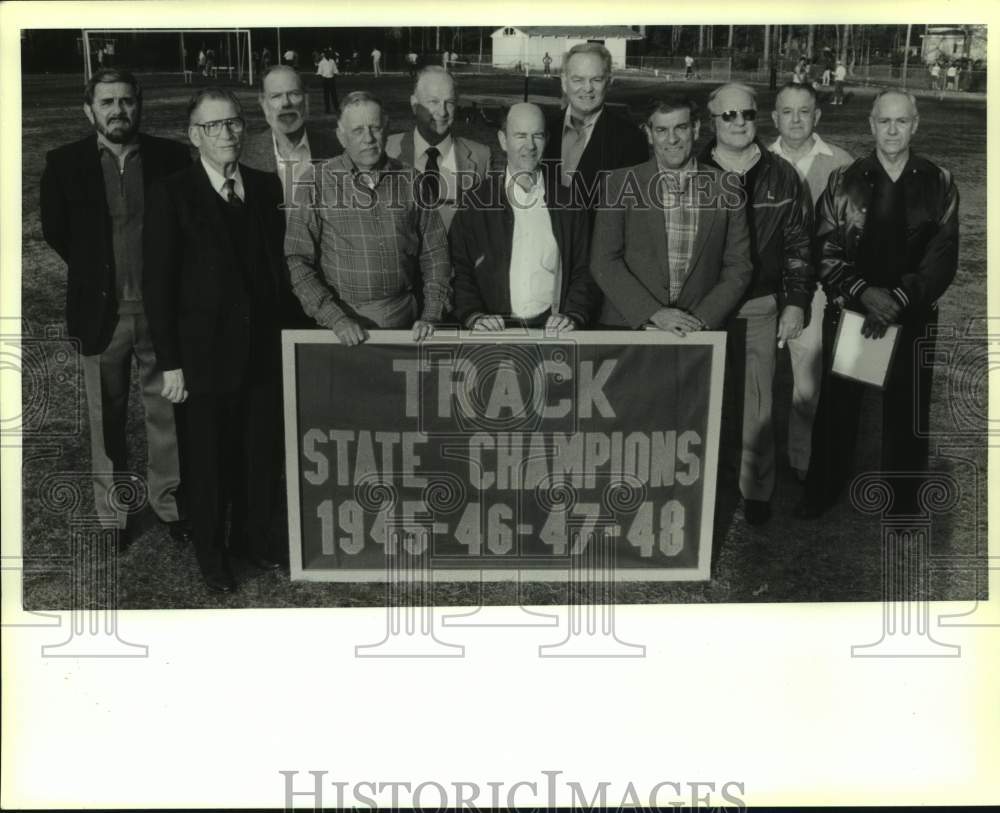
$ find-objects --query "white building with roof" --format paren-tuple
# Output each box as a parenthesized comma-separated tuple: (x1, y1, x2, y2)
(490, 26, 643, 71)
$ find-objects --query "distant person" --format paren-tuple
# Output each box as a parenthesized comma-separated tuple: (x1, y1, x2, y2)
(316, 49, 339, 113)
(40, 68, 192, 550)
(205, 48, 216, 77)
(385, 66, 491, 231)
(684, 54, 695, 78)
(351, 50, 360, 73)
(261, 47, 272, 72)
(542, 42, 649, 224)
(96, 45, 105, 68)
(543, 52, 552, 75)
(451, 103, 601, 331)
(792, 58, 807, 84)
(406, 50, 418, 78)
(947, 62, 959, 90)
(283, 49, 297, 69)
(198, 47, 207, 76)
(371, 47, 382, 77)
(929, 61, 941, 90)
(441, 50, 449, 69)
(798, 91, 959, 519)
(832, 60, 847, 105)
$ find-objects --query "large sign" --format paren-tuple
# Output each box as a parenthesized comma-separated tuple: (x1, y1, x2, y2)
(282, 330, 725, 581)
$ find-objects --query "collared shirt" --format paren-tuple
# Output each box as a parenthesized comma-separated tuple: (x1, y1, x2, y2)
(770, 133, 833, 182)
(201, 156, 245, 202)
(284, 153, 451, 329)
(658, 156, 700, 304)
(99, 139, 144, 310)
(272, 129, 312, 202)
(506, 167, 559, 319)
(560, 105, 603, 187)
(413, 129, 458, 202)
(317, 57, 339, 78)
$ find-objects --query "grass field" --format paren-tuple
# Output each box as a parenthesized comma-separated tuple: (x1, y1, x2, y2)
(18, 71, 989, 609)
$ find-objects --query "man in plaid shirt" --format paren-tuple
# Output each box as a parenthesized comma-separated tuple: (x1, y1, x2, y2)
(284, 91, 450, 345)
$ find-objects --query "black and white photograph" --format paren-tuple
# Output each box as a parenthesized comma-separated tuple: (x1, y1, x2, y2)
(2, 2, 997, 809)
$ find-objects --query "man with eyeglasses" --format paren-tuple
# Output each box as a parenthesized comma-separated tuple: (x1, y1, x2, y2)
(40, 68, 192, 552)
(797, 90, 959, 519)
(386, 66, 491, 232)
(542, 42, 648, 223)
(285, 91, 450, 347)
(699, 82, 814, 526)
(144, 88, 289, 593)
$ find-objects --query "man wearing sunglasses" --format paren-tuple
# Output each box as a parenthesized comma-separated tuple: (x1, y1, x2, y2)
(40, 68, 192, 552)
(144, 88, 289, 593)
(699, 83, 814, 526)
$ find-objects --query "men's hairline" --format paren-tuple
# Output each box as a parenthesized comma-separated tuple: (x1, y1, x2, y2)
(869, 89, 919, 119)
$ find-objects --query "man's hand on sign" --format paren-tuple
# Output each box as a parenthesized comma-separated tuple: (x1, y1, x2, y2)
(860, 287, 902, 325)
(161, 369, 188, 403)
(333, 319, 368, 346)
(861, 312, 890, 339)
(776, 304, 805, 348)
(412, 320, 435, 341)
(470, 314, 505, 331)
(648, 307, 702, 336)
(545, 313, 576, 332)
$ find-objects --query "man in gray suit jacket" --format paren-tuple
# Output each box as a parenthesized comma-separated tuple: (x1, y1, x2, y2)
(385, 66, 491, 231)
(240, 65, 342, 209)
(591, 96, 752, 333)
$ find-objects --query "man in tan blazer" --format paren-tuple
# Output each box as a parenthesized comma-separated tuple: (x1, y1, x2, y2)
(386, 66, 491, 231)
(590, 95, 752, 333)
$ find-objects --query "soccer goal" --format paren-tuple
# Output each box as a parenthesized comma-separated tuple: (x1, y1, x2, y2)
(81, 28, 254, 86)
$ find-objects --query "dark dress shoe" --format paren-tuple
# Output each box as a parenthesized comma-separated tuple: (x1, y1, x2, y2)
(242, 552, 282, 571)
(163, 520, 193, 545)
(201, 570, 236, 594)
(744, 499, 772, 526)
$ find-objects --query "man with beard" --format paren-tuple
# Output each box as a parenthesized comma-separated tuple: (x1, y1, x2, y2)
(241, 65, 342, 207)
(144, 88, 288, 593)
(241, 65, 342, 327)
(386, 66, 491, 231)
(40, 68, 192, 550)
(542, 42, 648, 222)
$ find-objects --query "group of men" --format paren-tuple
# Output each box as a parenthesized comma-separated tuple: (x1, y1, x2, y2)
(40, 41, 958, 594)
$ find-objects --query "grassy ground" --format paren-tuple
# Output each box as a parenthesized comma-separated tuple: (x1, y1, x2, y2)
(19, 71, 988, 609)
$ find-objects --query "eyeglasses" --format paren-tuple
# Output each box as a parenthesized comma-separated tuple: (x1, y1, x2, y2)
(713, 109, 757, 123)
(193, 117, 246, 137)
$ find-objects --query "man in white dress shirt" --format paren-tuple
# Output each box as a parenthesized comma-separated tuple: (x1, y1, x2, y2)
(769, 82, 854, 481)
(450, 103, 600, 330)
(385, 66, 491, 231)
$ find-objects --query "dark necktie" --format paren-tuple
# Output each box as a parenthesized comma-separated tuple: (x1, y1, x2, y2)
(421, 146, 441, 205)
(223, 177, 243, 208)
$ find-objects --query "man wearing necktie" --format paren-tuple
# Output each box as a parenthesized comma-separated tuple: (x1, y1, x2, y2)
(542, 43, 648, 225)
(450, 103, 601, 331)
(386, 66, 491, 232)
(144, 88, 287, 593)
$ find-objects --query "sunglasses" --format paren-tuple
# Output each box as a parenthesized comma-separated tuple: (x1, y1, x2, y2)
(713, 109, 757, 123)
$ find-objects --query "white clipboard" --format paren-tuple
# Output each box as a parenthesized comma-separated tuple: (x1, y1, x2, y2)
(830, 309, 901, 390)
